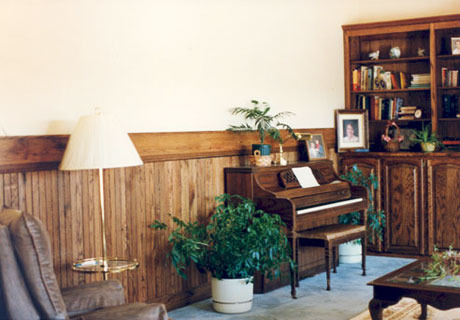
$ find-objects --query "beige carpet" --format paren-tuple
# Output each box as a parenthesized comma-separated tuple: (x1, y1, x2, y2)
(350, 298, 460, 320)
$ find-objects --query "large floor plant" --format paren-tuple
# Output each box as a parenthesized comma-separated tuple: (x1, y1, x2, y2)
(150, 194, 293, 312)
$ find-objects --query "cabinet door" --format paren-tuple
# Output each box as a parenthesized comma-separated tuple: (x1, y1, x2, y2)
(383, 159, 425, 255)
(427, 159, 460, 253)
(341, 157, 382, 252)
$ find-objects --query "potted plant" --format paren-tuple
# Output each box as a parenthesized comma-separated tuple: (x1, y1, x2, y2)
(150, 194, 293, 314)
(338, 165, 386, 263)
(228, 100, 297, 158)
(410, 123, 443, 152)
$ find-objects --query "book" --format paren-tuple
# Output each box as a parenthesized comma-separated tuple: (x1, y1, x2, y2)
(400, 72, 407, 89)
(441, 67, 447, 87)
(395, 97, 404, 119)
(384, 71, 392, 90)
(361, 66, 368, 91)
(367, 68, 373, 90)
(390, 73, 400, 89)
(373, 66, 384, 89)
(452, 70, 458, 87)
(352, 69, 360, 91)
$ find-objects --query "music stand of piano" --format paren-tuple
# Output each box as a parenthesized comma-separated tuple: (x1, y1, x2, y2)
(224, 160, 369, 298)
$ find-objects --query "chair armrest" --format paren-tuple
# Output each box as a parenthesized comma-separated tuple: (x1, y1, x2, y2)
(61, 279, 125, 317)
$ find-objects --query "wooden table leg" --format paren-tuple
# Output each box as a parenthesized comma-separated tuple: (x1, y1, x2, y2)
(420, 303, 427, 320)
(368, 298, 383, 320)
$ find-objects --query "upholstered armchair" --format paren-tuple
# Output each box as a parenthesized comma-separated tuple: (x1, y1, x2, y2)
(0, 209, 168, 320)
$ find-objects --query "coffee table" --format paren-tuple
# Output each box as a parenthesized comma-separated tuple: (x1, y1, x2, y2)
(368, 258, 460, 320)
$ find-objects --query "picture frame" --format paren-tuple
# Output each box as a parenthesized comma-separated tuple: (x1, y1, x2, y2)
(452, 37, 460, 55)
(336, 109, 369, 152)
(305, 134, 328, 161)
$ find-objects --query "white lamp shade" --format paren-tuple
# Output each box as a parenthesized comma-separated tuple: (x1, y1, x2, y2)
(59, 112, 143, 171)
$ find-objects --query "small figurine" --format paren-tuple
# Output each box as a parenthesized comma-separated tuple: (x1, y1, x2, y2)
(369, 50, 380, 60)
(389, 46, 401, 59)
(418, 47, 426, 57)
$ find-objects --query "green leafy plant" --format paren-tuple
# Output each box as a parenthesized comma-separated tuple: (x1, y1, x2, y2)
(150, 193, 294, 281)
(419, 246, 460, 282)
(228, 100, 297, 144)
(410, 123, 443, 145)
(339, 165, 386, 244)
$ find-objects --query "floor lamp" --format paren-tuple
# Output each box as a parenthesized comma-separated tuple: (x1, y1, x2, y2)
(59, 110, 143, 280)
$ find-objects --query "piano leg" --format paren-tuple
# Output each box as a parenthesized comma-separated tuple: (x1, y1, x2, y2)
(289, 235, 298, 299)
(326, 243, 332, 291)
(295, 237, 300, 288)
(361, 235, 367, 276)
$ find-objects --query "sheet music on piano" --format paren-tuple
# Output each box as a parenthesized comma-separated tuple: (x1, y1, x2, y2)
(292, 167, 320, 188)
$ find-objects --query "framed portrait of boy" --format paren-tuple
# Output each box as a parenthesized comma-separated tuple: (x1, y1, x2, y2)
(336, 110, 369, 152)
(306, 134, 328, 161)
(452, 37, 460, 55)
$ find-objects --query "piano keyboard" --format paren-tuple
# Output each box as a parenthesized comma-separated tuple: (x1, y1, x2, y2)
(296, 198, 363, 215)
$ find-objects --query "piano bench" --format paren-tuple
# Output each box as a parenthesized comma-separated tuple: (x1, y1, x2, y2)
(296, 224, 366, 291)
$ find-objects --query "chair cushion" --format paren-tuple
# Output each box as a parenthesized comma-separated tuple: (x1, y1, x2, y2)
(72, 303, 169, 320)
(0, 209, 68, 319)
(62, 279, 125, 317)
(0, 224, 40, 320)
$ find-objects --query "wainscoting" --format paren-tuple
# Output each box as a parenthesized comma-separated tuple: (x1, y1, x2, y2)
(0, 128, 335, 309)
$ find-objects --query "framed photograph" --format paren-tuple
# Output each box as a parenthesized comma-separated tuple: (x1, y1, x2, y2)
(452, 37, 460, 55)
(336, 110, 369, 152)
(306, 134, 328, 161)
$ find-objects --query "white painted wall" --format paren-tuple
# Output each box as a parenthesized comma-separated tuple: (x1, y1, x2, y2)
(1, 0, 459, 136)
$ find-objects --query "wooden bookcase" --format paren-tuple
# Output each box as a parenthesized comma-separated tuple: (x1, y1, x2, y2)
(343, 15, 460, 151)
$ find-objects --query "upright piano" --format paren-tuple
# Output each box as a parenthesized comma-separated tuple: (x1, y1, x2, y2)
(224, 160, 368, 295)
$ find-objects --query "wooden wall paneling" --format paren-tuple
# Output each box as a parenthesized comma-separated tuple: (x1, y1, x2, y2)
(144, 163, 155, 300)
(0, 128, 337, 310)
(47, 170, 60, 284)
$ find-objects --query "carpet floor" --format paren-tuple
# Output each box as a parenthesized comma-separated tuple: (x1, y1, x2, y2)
(169, 256, 415, 320)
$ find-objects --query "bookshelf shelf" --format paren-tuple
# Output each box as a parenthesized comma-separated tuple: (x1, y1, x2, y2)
(439, 118, 460, 121)
(343, 15, 460, 151)
(437, 55, 460, 60)
(351, 56, 429, 65)
(437, 86, 460, 91)
(369, 119, 430, 124)
(352, 88, 429, 94)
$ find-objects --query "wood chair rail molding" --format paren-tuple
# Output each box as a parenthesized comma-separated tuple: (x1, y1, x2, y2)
(0, 128, 335, 172)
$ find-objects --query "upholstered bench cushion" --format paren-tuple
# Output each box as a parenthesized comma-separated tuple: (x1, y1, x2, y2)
(0, 224, 41, 319)
(297, 224, 366, 241)
(72, 302, 169, 320)
(0, 209, 68, 320)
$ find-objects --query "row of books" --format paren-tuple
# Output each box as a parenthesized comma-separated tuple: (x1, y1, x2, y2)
(441, 68, 459, 87)
(352, 66, 409, 91)
(409, 73, 430, 89)
(355, 95, 416, 120)
(442, 95, 459, 118)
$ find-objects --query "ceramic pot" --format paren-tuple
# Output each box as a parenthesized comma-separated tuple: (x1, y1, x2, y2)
(211, 277, 253, 314)
(339, 241, 362, 264)
(421, 142, 436, 152)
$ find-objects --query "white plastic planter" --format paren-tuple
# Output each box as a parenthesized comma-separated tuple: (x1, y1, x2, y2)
(339, 241, 362, 264)
(211, 277, 253, 313)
